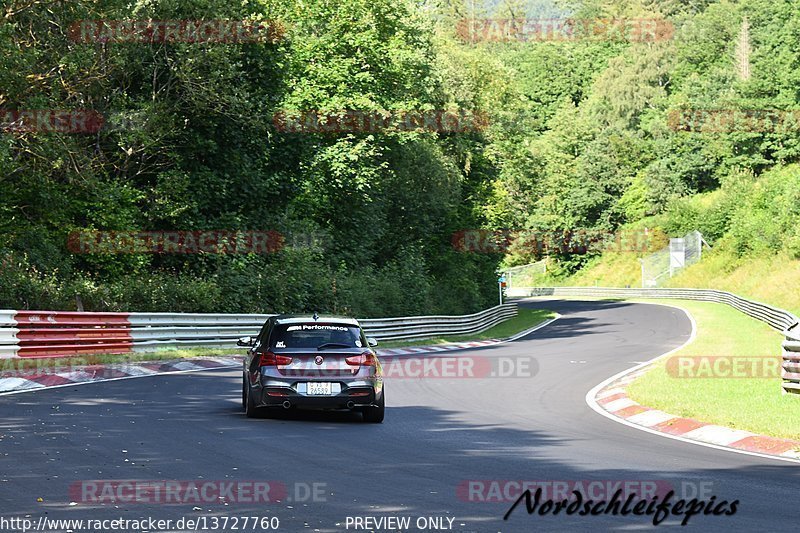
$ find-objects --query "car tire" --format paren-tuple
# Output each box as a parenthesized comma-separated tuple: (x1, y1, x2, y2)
(362, 390, 385, 423)
(242, 375, 248, 411)
(245, 380, 261, 418)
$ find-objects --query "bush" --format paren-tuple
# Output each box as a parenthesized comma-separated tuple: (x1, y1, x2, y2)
(721, 166, 800, 256)
(0, 247, 496, 317)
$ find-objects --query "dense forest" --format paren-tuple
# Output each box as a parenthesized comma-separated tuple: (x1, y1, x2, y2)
(1, 0, 798, 315)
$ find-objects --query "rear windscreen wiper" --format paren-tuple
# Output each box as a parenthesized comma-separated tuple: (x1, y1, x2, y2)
(316, 342, 351, 350)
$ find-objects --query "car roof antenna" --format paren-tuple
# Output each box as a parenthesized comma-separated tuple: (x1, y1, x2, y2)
(313, 312, 319, 321)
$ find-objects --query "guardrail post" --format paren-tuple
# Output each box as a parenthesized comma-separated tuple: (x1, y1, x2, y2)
(783, 325, 800, 395)
(0, 310, 20, 359)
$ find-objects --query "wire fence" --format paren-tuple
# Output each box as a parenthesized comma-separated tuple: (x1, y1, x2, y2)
(503, 260, 547, 289)
(641, 230, 704, 287)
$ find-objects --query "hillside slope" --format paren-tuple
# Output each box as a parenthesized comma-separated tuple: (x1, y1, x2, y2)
(540, 165, 800, 315)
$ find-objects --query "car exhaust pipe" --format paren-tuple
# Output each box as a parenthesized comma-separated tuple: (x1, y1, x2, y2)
(282, 401, 291, 409)
(346, 401, 355, 409)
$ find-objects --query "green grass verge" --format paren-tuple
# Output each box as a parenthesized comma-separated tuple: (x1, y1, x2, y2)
(378, 308, 555, 349)
(625, 299, 800, 441)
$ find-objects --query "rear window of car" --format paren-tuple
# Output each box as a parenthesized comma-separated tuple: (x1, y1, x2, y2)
(269, 323, 365, 349)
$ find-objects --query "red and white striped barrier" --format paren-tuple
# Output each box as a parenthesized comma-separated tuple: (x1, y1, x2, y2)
(12, 311, 132, 358)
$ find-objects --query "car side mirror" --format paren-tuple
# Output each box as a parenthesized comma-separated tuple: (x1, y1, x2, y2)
(367, 337, 378, 348)
(237, 336, 254, 347)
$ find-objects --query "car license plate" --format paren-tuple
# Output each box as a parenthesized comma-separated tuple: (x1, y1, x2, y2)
(307, 382, 332, 395)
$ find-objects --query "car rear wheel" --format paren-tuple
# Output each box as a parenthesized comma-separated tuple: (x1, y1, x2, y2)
(245, 380, 260, 418)
(362, 390, 384, 423)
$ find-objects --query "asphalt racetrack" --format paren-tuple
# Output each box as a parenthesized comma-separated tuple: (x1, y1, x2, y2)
(0, 299, 797, 532)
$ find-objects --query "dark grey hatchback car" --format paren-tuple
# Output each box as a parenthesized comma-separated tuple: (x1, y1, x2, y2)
(239, 314, 384, 423)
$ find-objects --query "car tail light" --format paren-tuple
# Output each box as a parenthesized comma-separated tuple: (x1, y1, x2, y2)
(260, 351, 293, 366)
(345, 352, 377, 367)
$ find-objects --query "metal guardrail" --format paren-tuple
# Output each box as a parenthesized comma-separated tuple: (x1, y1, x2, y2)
(0, 304, 518, 358)
(128, 313, 273, 350)
(359, 305, 518, 341)
(129, 313, 273, 327)
(127, 304, 518, 348)
(512, 287, 800, 395)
